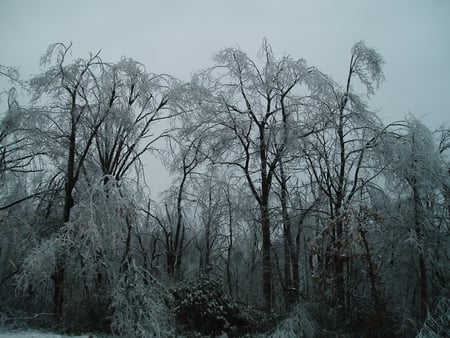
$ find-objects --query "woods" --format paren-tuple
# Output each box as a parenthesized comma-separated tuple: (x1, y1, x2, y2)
(0, 40, 449, 337)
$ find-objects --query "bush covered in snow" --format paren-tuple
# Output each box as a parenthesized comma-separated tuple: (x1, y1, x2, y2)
(170, 276, 248, 335)
(266, 304, 317, 338)
(416, 297, 450, 338)
(110, 265, 174, 338)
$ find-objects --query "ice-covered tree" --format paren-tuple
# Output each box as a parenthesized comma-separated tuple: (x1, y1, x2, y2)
(171, 38, 324, 309)
(381, 116, 450, 328)
(18, 42, 177, 323)
(299, 40, 388, 331)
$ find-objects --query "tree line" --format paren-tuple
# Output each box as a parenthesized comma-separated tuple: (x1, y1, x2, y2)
(0, 40, 449, 337)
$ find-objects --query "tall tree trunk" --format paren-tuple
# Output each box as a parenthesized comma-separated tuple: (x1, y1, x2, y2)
(292, 231, 301, 297)
(359, 226, 383, 337)
(410, 128, 428, 321)
(258, 123, 273, 310)
(334, 217, 345, 316)
(278, 160, 295, 306)
(261, 204, 272, 310)
(334, 108, 346, 318)
(412, 180, 428, 321)
(226, 190, 234, 296)
(53, 120, 77, 322)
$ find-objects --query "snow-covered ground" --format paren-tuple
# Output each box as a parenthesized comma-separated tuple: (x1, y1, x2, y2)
(0, 332, 93, 338)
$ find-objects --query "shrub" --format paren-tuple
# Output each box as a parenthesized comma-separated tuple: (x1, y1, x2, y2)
(170, 276, 245, 335)
(416, 297, 450, 338)
(110, 266, 174, 337)
(267, 304, 316, 338)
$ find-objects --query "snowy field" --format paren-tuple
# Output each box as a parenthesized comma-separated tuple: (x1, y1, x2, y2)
(0, 332, 93, 338)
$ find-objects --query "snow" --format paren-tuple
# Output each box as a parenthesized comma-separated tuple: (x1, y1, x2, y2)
(0, 332, 93, 338)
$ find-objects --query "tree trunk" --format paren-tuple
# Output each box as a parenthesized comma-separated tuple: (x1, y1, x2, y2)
(359, 226, 383, 337)
(334, 217, 345, 316)
(52, 266, 65, 322)
(226, 191, 234, 296)
(292, 232, 300, 297)
(278, 160, 295, 306)
(261, 204, 272, 310)
(53, 119, 77, 321)
(411, 126, 428, 321)
(120, 215, 133, 275)
(334, 95, 347, 319)
(412, 181, 428, 321)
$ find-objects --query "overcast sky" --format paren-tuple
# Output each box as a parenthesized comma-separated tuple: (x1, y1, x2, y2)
(1, 0, 449, 194)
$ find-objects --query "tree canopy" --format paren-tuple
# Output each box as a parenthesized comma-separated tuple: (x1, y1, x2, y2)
(0, 40, 449, 337)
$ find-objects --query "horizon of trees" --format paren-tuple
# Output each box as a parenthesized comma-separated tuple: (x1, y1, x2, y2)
(0, 40, 449, 337)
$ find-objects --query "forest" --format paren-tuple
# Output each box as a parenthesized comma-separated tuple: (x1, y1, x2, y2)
(0, 40, 449, 337)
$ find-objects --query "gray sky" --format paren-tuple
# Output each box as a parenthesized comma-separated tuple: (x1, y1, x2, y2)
(1, 0, 449, 194)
